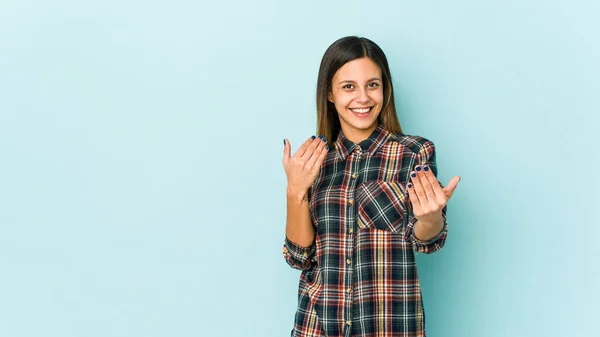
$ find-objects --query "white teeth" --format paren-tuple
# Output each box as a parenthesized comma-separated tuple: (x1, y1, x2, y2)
(350, 107, 371, 113)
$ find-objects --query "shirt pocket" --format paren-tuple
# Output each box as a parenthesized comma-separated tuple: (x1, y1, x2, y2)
(356, 180, 409, 236)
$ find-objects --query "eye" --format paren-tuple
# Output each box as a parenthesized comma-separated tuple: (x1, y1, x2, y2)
(368, 82, 380, 88)
(343, 84, 354, 89)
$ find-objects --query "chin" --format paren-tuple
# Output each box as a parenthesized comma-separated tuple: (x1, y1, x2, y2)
(351, 121, 378, 131)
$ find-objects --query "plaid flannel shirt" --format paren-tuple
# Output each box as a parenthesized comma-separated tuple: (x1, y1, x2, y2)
(283, 124, 448, 337)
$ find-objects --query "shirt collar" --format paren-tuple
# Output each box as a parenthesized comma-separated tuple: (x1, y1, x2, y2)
(334, 124, 397, 161)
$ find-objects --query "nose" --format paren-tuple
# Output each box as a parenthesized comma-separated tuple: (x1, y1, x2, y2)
(355, 86, 369, 104)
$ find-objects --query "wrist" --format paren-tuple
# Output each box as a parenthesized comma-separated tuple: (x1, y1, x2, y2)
(416, 217, 444, 229)
(286, 187, 308, 201)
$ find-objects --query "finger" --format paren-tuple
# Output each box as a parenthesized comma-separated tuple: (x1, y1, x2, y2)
(306, 137, 327, 169)
(301, 135, 326, 162)
(283, 139, 291, 165)
(406, 182, 423, 216)
(422, 165, 446, 203)
(294, 136, 317, 158)
(442, 176, 461, 199)
(409, 170, 428, 206)
(415, 165, 437, 205)
(309, 143, 329, 173)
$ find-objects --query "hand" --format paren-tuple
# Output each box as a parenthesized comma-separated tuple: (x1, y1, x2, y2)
(282, 135, 329, 198)
(406, 165, 460, 226)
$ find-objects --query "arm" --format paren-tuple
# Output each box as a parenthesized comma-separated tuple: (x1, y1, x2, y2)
(281, 136, 328, 269)
(282, 189, 316, 270)
(406, 140, 459, 254)
(285, 189, 315, 247)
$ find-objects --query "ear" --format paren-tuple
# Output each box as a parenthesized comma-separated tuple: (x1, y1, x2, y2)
(327, 91, 333, 103)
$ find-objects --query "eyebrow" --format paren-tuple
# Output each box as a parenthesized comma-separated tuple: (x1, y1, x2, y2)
(338, 77, 382, 85)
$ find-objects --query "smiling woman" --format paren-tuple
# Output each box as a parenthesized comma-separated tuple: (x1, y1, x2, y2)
(316, 37, 402, 146)
(327, 57, 385, 142)
(281, 36, 461, 337)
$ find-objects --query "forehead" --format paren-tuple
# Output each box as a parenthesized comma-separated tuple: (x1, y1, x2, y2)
(333, 57, 382, 81)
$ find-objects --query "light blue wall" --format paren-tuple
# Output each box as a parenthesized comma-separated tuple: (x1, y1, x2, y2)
(1, 1, 597, 336)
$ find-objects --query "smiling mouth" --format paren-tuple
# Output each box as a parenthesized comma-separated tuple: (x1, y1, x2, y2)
(349, 107, 373, 114)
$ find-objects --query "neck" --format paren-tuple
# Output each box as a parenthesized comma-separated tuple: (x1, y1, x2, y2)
(342, 123, 378, 144)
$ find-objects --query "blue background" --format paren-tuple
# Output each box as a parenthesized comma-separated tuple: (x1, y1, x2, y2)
(1, 1, 598, 336)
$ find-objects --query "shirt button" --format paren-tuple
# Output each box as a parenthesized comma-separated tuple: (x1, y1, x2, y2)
(303, 252, 308, 258)
(346, 258, 351, 265)
(352, 173, 358, 179)
(349, 228, 354, 234)
(348, 199, 354, 205)
(346, 287, 352, 294)
(346, 320, 352, 326)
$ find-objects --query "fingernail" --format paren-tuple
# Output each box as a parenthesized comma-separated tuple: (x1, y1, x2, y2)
(411, 172, 417, 178)
(415, 165, 422, 172)
(311, 135, 316, 140)
(322, 137, 327, 142)
(325, 145, 329, 150)
(318, 135, 323, 139)
(407, 183, 413, 188)
(423, 165, 429, 172)
(283, 139, 286, 145)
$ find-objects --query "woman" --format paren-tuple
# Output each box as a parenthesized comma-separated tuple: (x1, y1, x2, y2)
(282, 36, 460, 337)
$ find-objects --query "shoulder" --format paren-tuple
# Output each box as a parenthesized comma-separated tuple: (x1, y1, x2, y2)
(391, 133, 436, 155)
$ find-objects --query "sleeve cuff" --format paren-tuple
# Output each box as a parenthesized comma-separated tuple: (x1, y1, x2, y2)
(284, 236, 316, 260)
(407, 216, 447, 245)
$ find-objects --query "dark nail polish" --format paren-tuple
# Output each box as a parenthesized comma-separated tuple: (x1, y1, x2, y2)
(318, 135, 323, 139)
(322, 137, 327, 142)
(311, 135, 316, 140)
(283, 139, 286, 145)
(423, 166, 429, 172)
(325, 145, 329, 150)
(407, 183, 413, 188)
(411, 172, 417, 178)
(415, 166, 422, 172)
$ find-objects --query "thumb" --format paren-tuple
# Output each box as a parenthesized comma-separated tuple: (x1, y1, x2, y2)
(443, 176, 461, 199)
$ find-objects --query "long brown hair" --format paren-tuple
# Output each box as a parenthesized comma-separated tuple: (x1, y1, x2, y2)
(316, 36, 403, 146)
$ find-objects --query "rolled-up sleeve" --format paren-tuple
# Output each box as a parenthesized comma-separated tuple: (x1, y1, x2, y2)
(406, 139, 449, 254)
(283, 237, 316, 270)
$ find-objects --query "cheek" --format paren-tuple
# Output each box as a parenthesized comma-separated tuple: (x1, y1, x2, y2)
(372, 89, 384, 104)
(333, 93, 353, 109)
